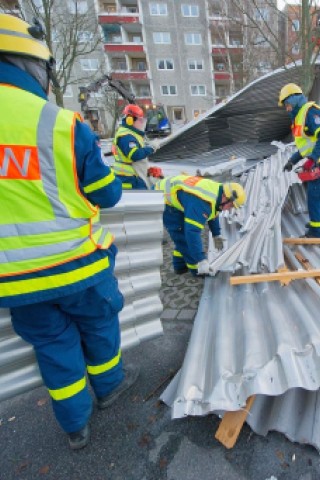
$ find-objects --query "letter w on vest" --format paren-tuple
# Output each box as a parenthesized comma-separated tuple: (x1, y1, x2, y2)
(0, 145, 40, 180)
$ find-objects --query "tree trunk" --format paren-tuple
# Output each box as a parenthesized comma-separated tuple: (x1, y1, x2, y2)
(53, 87, 65, 107)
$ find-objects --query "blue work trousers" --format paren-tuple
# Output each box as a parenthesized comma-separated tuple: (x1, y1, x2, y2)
(307, 178, 320, 237)
(10, 277, 124, 433)
(116, 174, 148, 190)
(163, 206, 198, 274)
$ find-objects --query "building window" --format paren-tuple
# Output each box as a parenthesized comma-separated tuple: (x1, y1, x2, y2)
(193, 109, 206, 118)
(188, 59, 203, 70)
(216, 62, 225, 71)
(254, 34, 268, 47)
(161, 85, 177, 95)
(253, 7, 269, 21)
(68, 0, 88, 14)
(184, 33, 202, 45)
(292, 19, 300, 31)
(150, 3, 167, 15)
(292, 43, 300, 54)
(190, 85, 206, 96)
(63, 85, 73, 97)
(131, 35, 143, 43)
(77, 31, 94, 43)
(181, 4, 199, 17)
(80, 58, 99, 71)
(157, 59, 174, 70)
(137, 86, 151, 97)
(215, 86, 227, 97)
(153, 32, 171, 44)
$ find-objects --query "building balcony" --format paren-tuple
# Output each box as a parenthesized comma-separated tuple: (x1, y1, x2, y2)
(111, 70, 149, 81)
(214, 72, 241, 81)
(104, 43, 144, 53)
(99, 13, 140, 23)
(212, 47, 243, 56)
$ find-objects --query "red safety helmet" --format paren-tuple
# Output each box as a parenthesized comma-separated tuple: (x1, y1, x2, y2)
(123, 104, 144, 118)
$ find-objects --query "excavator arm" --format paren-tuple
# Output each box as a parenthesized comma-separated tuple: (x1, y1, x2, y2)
(78, 74, 136, 113)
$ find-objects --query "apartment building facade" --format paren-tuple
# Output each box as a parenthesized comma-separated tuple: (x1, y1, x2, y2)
(1, 0, 280, 136)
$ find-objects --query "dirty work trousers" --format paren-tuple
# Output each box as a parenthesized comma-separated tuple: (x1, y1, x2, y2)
(10, 278, 124, 433)
(163, 205, 198, 274)
(307, 178, 320, 237)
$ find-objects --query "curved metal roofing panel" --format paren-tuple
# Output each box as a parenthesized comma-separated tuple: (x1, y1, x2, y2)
(154, 65, 306, 164)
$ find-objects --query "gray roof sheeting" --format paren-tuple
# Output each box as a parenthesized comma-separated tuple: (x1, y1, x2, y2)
(0, 192, 164, 402)
(154, 66, 304, 164)
(161, 145, 320, 452)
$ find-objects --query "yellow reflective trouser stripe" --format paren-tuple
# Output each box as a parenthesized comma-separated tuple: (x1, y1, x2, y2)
(122, 183, 133, 189)
(310, 221, 320, 227)
(185, 218, 204, 229)
(173, 250, 183, 257)
(0, 257, 110, 296)
(87, 349, 121, 375)
(84, 171, 116, 194)
(48, 376, 86, 401)
(187, 263, 198, 269)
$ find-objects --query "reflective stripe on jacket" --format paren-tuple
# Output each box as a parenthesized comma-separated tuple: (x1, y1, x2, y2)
(292, 102, 320, 157)
(0, 85, 114, 279)
(155, 175, 220, 221)
(112, 126, 144, 176)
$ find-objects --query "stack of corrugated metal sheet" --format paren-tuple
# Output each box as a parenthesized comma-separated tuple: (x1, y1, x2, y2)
(161, 146, 320, 451)
(0, 191, 164, 402)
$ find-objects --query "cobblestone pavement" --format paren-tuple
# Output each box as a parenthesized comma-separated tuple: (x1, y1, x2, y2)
(1, 232, 320, 480)
(160, 229, 205, 322)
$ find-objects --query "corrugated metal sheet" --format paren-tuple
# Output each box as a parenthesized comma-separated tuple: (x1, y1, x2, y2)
(161, 146, 320, 451)
(0, 192, 164, 402)
(153, 66, 303, 163)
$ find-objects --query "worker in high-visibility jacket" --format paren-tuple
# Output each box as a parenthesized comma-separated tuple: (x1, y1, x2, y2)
(112, 104, 157, 189)
(0, 14, 139, 450)
(280, 83, 320, 238)
(155, 175, 246, 275)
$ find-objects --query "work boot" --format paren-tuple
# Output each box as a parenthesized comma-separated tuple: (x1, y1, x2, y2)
(173, 266, 188, 275)
(68, 424, 90, 450)
(97, 364, 139, 410)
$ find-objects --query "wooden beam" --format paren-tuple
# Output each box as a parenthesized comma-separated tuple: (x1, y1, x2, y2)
(294, 252, 320, 285)
(215, 396, 255, 449)
(230, 268, 320, 285)
(277, 265, 292, 286)
(283, 237, 320, 245)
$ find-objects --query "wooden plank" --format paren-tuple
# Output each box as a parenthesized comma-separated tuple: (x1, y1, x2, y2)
(283, 237, 320, 245)
(277, 265, 291, 286)
(215, 396, 255, 449)
(294, 252, 320, 285)
(230, 268, 320, 285)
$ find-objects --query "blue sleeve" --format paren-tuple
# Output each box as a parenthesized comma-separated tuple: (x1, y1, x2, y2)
(179, 192, 212, 263)
(117, 135, 154, 161)
(305, 107, 320, 162)
(208, 217, 220, 236)
(289, 151, 303, 164)
(74, 120, 122, 208)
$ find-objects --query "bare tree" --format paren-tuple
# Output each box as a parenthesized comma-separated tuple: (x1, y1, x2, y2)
(229, 0, 320, 94)
(0, 0, 105, 106)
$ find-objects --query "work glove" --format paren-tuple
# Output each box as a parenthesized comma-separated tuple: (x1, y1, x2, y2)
(197, 259, 211, 276)
(147, 139, 161, 151)
(303, 158, 315, 171)
(144, 146, 155, 156)
(213, 235, 225, 251)
(283, 160, 293, 172)
(147, 167, 164, 178)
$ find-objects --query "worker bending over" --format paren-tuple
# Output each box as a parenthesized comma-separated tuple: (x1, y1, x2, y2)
(280, 83, 320, 238)
(155, 175, 246, 276)
(0, 14, 139, 450)
(112, 104, 159, 189)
